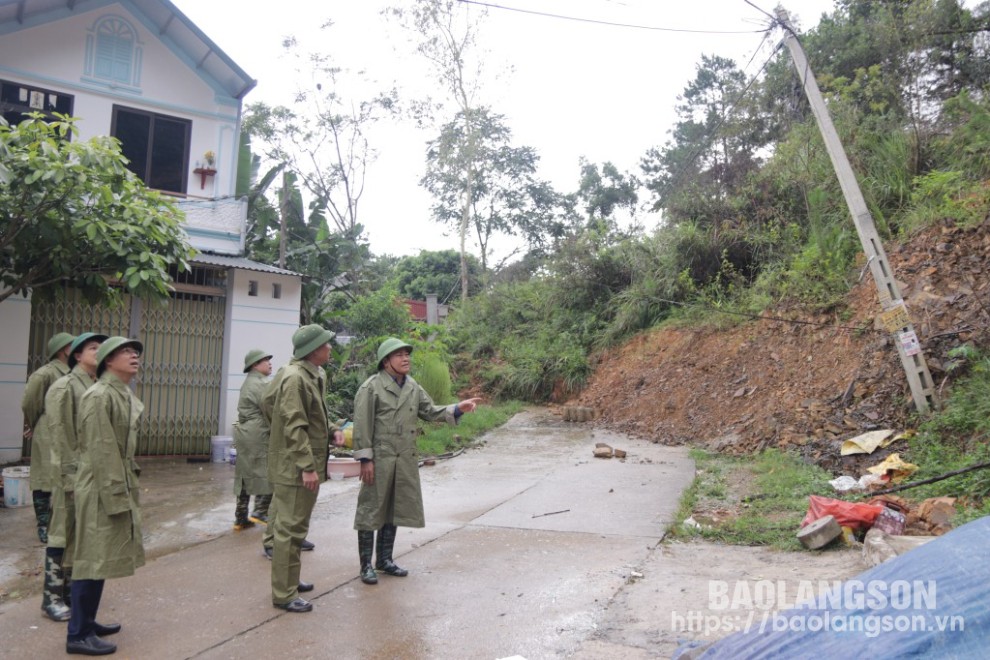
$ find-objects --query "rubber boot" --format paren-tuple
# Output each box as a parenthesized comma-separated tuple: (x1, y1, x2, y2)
(358, 531, 377, 584)
(234, 491, 254, 530)
(33, 490, 51, 544)
(41, 552, 71, 621)
(250, 494, 272, 524)
(375, 523, 408, 577)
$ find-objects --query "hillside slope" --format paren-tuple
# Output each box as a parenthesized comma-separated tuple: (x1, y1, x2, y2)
(572, 218, 990, 473)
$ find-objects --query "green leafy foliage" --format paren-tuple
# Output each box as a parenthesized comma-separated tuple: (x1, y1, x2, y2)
(394, 249, 481, 300)
(0, 114, 193, 304)
(904, 347, 990, 510)
(342, 283, 410, 340)
(411, 348, 454, 404)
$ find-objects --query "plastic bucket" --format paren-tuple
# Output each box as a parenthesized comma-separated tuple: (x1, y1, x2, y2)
(2, 466, 31, 507)
(210, 436, 233, 463)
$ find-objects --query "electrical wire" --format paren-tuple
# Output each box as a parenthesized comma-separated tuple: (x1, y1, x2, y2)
(457, 0, 767, 34)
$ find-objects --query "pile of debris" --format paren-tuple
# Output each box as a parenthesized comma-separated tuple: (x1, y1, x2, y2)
(571, 217, 990, 476)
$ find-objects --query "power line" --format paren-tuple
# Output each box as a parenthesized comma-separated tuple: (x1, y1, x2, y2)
(457, 0, 767, 34)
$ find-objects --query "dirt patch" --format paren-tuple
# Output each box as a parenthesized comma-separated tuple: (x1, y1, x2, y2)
(569, 218, 990, 476)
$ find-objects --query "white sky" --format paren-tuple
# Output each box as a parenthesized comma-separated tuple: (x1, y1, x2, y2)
(172, 0, 837, 259)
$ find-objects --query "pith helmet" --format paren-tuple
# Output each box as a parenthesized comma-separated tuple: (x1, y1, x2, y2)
(47, 332, 75, 360)
(67, 332, 109, 369)
(292, 325, 334, 360)
(243, 348, 273, 373)
(377, 337, 413, 369)
(96, 337, 143, 376)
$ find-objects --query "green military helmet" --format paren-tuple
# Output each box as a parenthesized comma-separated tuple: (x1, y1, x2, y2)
(292, 324, 335, 360)
(377, 337, 413, 369)
(243, 348, 273, 373)
(96, 337, 143, 377)
(67, 332, 109, 369)
(47, 332, 75, 360)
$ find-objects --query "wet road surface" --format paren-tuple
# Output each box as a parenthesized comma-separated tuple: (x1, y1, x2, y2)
(0, 408, 694, 659)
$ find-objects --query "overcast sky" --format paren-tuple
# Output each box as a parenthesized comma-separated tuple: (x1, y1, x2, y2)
(172, 0, 837, 259)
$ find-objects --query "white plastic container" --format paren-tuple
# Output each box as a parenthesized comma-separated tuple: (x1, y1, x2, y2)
(2, 466, 31, 507)
(210, 436, 233, 463)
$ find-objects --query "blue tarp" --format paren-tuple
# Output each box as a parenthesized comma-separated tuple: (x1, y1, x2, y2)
(695, 516, 989, 659)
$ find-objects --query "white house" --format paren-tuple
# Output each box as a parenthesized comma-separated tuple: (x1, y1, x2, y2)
(0, 0, 302, 461)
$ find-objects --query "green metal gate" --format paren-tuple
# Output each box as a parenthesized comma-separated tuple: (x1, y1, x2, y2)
(28, 276, 225, 456)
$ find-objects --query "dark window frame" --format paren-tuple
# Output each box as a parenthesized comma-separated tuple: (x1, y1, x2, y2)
(1, 79, 74, 125)
(110, 104, 191, 194)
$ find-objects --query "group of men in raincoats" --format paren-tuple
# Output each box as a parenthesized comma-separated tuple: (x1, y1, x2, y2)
(233, 326, 480, 613)
(21, 332, 147, 656)
(20, 324, 482, 655)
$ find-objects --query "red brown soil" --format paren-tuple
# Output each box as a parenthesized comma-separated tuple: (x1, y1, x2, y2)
(570, 218, 990, 475)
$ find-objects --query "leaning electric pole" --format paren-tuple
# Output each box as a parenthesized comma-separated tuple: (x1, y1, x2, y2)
(775, 7, 936, 414)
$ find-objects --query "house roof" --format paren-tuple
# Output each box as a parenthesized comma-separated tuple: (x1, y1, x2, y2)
(0, 0, 256, 99)
(192, 253, 300, 277)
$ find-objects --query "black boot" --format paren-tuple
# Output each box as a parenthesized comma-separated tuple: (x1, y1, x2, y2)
(375, 523, 408, 577)
(33, 490, 51, 544)
(42, 552, 71, 621)
(358, 531, 377, 584)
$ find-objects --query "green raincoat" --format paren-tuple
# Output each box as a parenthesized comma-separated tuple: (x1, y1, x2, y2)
(263, 359, 335, 485)
(22, 359, 70, 490)
(352, 371, 458, 530)
(72, 372, 145, 580)
(44, 366, 96, 561)
(233, 370, 273, 496)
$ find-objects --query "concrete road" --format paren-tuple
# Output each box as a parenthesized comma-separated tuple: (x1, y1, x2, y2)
(0, 408, 694, 659)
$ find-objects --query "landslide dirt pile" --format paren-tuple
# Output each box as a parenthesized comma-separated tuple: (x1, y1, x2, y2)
(571, 218, 990, 473)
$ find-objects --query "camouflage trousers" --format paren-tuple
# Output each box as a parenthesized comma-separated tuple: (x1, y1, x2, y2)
(33, 490, 51, 544)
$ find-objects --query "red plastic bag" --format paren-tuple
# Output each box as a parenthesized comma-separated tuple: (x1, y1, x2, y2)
(801, 495, 885, 530)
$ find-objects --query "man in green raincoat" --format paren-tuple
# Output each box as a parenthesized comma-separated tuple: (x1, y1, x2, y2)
(21, 331, 74, 544)
(232, 348, 274, 530)
(263, 324, 344, 613)
(67, 337, 144, 656)
(352, 337, 481, 585)
(42, 332, 107, 623)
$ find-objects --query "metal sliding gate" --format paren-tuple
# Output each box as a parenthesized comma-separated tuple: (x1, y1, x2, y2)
(28, 278, 225, 456)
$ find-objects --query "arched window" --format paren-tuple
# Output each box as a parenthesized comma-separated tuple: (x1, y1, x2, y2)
(86, 16, 142, 88)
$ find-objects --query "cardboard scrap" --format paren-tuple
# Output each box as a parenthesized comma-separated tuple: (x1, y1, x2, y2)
(840, 429, 914, 455)
(840, 430, 894, 455)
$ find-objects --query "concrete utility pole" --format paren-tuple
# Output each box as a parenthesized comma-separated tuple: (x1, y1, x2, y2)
(775, 7, 936, 413)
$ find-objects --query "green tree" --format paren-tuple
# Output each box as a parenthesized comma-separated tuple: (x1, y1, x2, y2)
(0, 115, 193, 304)
(242, 30, 398, 238)
(575, 159, 641, 238)
(394, 249, 481, 301)
(641, 55, 762, 229)
(388, 0, 491, 300)
(422, 108, 567, 271)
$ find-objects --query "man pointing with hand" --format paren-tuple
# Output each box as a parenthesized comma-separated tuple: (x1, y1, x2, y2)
(352, 337, 481, 585)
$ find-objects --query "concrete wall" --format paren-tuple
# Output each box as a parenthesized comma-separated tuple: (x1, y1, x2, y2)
(0, 296, 33, 464)
(219, 269, 302, 436)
